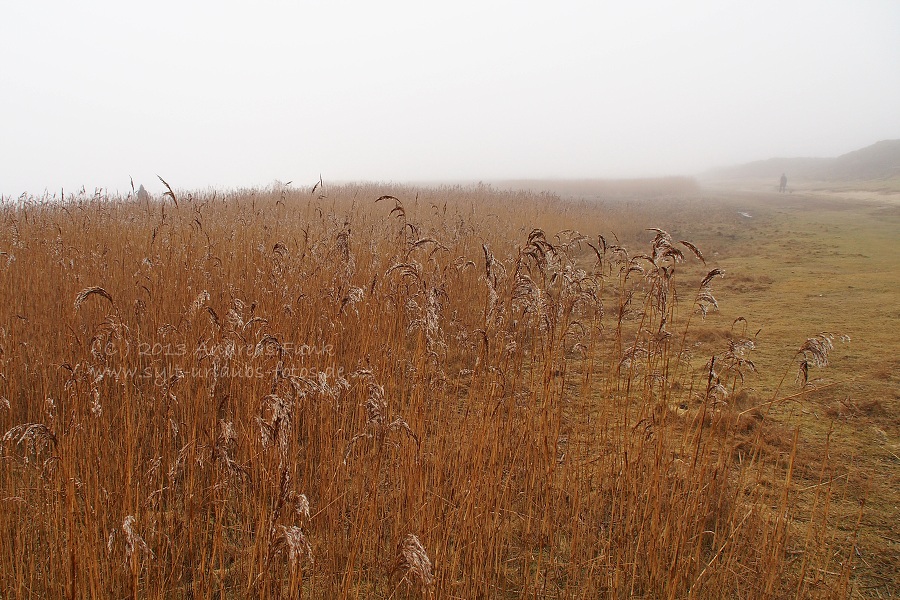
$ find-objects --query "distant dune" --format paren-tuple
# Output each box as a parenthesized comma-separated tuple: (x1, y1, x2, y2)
(703, 139, 900, 183)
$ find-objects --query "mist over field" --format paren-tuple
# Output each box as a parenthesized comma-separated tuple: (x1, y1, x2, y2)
(2, 1, 900, 196)
(3, 2, 900, 599)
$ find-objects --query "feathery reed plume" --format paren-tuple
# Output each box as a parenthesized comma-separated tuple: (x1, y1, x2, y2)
(3, 423, 57, 458)
(74, 286, 114, 312)
(679, 239, 706, 264)
(215, 419, 248, 479)
(311, 173, 325, 197)
(189, 290, 210, 317)
(257, 394, 292, 459)
(344, 379, 419, 462)
(392, 533, 434, 589)
(647, 228, 685, 266)
(718, 337, 758, 384)
(339, 286, 364, 315)
(796, 332, 847, 386)
(121, 516, 154, 563)
(157, 175, 178, 207)
(294, 493, 310, 521)
(376, 194, 406, 222)
(696, 268, 725, 317)
(279, 525, 313, 566)
(254, 334, 284, 360)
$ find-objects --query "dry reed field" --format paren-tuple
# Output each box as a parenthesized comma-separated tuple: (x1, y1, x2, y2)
(0, 182, 877, 598)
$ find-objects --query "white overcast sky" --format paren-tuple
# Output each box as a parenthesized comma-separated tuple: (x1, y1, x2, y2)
(2, 0, 899, 196)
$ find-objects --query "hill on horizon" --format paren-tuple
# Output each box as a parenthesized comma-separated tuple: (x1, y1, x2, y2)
(702, 139, 900, 183)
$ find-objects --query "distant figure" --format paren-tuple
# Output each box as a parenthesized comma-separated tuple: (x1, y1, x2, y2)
(136, 184, 150, 203)
(779, 173, 788, 193)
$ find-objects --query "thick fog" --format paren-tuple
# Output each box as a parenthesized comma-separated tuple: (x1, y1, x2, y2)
(2, 1, 899, 196)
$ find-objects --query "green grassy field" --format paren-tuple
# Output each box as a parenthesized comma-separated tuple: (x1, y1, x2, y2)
(720, 190, 899, 595)
(584, 186, 900, 596)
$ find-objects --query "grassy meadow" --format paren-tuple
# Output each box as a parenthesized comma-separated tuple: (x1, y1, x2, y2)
(0, 180, 896, 598)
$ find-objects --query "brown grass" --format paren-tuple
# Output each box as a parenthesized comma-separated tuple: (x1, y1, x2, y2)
(0, 183, 861, 598)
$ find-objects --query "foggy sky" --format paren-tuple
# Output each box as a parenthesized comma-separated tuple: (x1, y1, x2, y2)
(2, 1, 899, 197)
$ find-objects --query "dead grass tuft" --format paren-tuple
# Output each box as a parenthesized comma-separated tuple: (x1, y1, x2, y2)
(0, 183, 869, 598)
